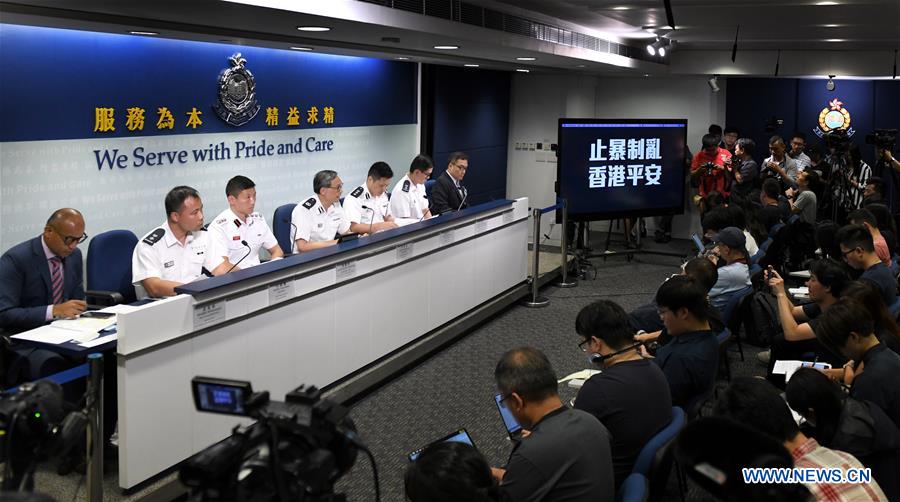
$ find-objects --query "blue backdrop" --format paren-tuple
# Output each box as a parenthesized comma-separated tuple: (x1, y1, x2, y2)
(0, 24, 417, 142)
(725, 77, 900, 168)
(429, 65, 510, 204)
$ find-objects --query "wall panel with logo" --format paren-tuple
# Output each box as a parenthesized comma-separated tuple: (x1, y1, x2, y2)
(0, 24, 418, 253)
(725, 77, 900, 169)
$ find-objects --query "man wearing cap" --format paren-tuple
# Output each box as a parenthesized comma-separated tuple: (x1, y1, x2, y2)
(707, 226, 751, 311)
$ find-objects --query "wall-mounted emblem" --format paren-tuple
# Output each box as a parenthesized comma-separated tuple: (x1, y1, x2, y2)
(814, 98, 854, 138)
(213, 53, 260, 127)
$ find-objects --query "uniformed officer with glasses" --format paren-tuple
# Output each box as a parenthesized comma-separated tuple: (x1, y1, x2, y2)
(291, 170, 353, 252)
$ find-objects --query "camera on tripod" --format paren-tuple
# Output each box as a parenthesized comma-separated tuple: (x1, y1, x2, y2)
(824, 129, 851, 153)
(0, 380, 84, 492)
(865, 129, 897, 151)
(179, 377, 363, 502)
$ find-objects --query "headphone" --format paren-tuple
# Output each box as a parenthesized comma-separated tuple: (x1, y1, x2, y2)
(589, 341, 648, 365)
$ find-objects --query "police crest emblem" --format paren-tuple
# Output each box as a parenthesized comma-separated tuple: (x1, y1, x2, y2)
(213, 53, 260, 127)
(814, 98, 854, 138)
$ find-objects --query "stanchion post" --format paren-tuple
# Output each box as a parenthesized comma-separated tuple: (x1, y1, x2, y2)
(522, 207, 550, 308)
(554, 199, 576, 288)
(87, 352, 104, 502)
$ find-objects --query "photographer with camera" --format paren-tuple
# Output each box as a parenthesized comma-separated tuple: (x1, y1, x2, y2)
(691, 134, 733, 219)
(761, 136, 799, 192)
(868, 129, 900, 212)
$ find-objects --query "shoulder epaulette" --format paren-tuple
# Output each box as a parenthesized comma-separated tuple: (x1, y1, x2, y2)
(350, 186, 364, 198)
(302, 197, 317, 209)
(143, 228, 164, 246)
(402, 180, 411, 192)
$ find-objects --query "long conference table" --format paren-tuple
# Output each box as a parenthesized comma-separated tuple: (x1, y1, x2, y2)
(114, 198, 529, 489)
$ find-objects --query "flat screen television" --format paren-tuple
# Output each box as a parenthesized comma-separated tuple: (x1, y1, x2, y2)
(556, 118, 688, 221)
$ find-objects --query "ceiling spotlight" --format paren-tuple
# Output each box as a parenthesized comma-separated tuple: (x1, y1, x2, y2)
(464, 64, 479, 67)
(395, 57, 410, 60)
(516, 69, 530, 73)
(708, 75, 720, 92)
(826, 75, 836, 91)
(129, 31, 158, 36)
(646, 37, 670, 57)
(516, 57, 536, 61)
(290, 46, 313, 51)
(433, 45, 459, 50)
(297, 26, 330, 32)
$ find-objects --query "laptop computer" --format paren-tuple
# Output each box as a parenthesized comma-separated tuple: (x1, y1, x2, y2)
(494, 393, 524, 440)
(407, 428, 476, 462)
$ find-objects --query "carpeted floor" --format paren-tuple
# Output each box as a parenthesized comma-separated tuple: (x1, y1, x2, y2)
(27, 237, 768, 501)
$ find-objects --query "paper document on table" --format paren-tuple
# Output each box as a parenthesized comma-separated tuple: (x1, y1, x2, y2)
(773, 359, 831, 382)
(97, 304, 140, 314)
(51, 316, 117, 333)
(12, 325, 77, 345)
(79, 333, 117, 348)
(558, 369, 601, 384)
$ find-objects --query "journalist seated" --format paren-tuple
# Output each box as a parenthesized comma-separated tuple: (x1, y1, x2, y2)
(405, 442, 510, 502)
(492, 347, 614, 502)
(640, 276, 718, 410)
(786, 368, 900, 501)
(715, 377, 887, 501)
(706, 227, 751, 311)
(574, 300, 672, 489)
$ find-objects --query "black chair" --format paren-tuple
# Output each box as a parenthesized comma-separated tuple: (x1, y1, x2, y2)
(273, 203, 297, 254)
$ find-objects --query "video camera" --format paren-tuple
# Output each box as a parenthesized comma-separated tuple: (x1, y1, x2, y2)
(180, 377, 366, 502)
(865, 128, 897, 151)
(0, 380, 84, 492)
(824, 129, 851, 153)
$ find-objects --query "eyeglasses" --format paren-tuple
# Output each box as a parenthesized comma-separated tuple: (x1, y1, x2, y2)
(52, 227, 88, 245)
(497, 392, 514, 404)
(841, 247, 858, 259)
(578, 338, 590, 352)
(326, 184, 343, 191)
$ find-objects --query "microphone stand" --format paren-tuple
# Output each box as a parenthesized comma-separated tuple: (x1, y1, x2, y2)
(361, 205, 376, 235)
(226, 240, 251, 273)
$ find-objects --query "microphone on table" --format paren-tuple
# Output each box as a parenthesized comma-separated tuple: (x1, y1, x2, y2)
(361, 205, 376, 235)
(455, 186, 469, 213)
(226, 240, 251, 274)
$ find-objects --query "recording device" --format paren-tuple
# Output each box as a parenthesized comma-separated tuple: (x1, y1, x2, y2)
(865, 128, 897, 151)
(225, 240, 251, 274)
(493, 394, 524, 440)
(0, 381, 84, 492)
(407, 429, 475, 462)
(336, 233, 359, 244)
(182, 377, 366, 502)
(700, 161, 717, 176)
(824, 129, 851, 153)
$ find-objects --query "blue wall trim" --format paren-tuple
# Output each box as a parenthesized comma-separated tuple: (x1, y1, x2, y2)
(0, 24, 417, 142)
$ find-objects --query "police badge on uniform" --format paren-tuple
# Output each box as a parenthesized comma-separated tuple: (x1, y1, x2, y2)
(213, 53, 261, 127)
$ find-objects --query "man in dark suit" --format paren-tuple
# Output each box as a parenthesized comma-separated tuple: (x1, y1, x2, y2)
(0, 208, 87, 383)
(429, 151, 470, 214)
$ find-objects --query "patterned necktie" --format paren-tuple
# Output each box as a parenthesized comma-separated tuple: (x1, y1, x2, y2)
(49, 256, 63, 304)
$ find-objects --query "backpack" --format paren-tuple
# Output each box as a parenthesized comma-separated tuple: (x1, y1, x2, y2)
(742, 290, 783, 347)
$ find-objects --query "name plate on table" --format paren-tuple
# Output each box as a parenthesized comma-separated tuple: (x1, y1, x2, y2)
(439, 230, 455, 245)
(336, 261, 357, 281)
(397, 243, 414, 261)
(194, 301, 226, 330)
(268, 281, 294, 305)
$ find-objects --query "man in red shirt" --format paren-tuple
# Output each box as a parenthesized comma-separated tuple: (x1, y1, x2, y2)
(691, 133, 733, 216)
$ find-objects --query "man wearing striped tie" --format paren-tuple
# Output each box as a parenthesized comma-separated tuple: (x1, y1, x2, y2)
(0, 208, 87, 332)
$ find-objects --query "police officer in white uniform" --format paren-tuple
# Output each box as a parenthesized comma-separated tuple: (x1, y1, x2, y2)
(343, 161, 399, 235)
(390, 154, 434, 223)
(291, 170, 353, 253)
(208, 175, 283, 268)
(132, 186, 234, 298)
